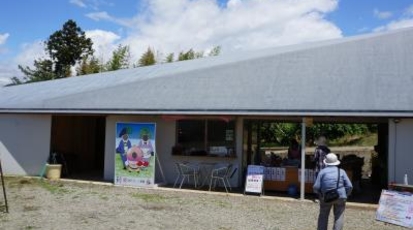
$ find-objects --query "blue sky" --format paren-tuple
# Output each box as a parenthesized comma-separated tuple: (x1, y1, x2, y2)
(1, 0, 413, 85)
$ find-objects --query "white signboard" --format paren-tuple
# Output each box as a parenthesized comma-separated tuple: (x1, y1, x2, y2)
(376, 189, 413, 228)
(244, 165, 265, 195)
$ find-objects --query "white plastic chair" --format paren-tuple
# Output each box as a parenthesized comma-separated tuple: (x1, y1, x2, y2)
(209, 165, 230, 193)
(224, 164, 237, 191)
(178, 163, 199, 189)
(173, 162, 183, 188)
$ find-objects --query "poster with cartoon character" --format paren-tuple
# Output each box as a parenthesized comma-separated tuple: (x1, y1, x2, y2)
(115, 122, 156, 187)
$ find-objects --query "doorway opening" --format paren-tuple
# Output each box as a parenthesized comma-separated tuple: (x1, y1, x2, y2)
(50, 115, 106, 181)
(242, 118, 388, 203)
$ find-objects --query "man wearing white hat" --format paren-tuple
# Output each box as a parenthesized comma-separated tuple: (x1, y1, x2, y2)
(313, 153, 353, 230)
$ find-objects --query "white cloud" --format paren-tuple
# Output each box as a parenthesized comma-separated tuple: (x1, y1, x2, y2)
(1, 0, 343, 80)
(405, 4, 413, 16)
(373, 9, 393, 20)
(374, 19, 413, 32)
(86, 11, 136, 28)
(0, 33, 10, 55)
(86, 11, 113, 21)
(69, 0, 87, 8)
(85, 29, 120, 63)
(14, 40, 48, 68)
(0, 59, 18, 85)
(70, 0, 111, 10)
(0, 40, 49, 81)
(373, 5, 413, 32)
(0, 33, 9, 45)
(0, 76, 12, 87)
(106, 0, 342, 61)
(0, 31, 120, 80)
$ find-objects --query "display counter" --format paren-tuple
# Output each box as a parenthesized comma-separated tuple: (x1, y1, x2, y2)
(388, 183, 413, 193)
(263, 167, 314, 193)
(263, 167, 352, 194)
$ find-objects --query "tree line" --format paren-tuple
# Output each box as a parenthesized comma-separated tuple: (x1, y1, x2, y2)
(11, 19, 221, 85)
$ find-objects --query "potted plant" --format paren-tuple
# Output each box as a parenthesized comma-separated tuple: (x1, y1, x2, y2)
(45, 152, 62, 180)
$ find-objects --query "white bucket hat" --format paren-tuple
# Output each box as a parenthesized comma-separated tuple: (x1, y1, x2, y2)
(323, 153, 340, 166)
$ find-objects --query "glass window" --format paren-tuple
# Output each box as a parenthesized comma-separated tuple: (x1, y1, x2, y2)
(175, 119, 235, 157)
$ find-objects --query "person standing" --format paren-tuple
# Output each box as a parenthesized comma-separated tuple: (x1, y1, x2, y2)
(116, 128, 131, 169)
(288, 138, 301, 160)
(313, 153, 353, 230)
(313, 135, 331, 179)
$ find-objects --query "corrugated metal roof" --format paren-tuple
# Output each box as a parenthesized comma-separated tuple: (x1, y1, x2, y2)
(1, 28, 413, 117)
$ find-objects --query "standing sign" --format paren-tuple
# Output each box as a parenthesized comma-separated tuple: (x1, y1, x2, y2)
(376, 189, 413, 228)
(244, 165, 265, 195)
(115, 122, 156, 187)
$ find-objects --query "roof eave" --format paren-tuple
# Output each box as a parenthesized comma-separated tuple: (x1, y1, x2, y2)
(0, 108, 412, 118)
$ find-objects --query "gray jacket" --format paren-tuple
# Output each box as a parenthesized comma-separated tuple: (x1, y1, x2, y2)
(313, 166, 353, 199)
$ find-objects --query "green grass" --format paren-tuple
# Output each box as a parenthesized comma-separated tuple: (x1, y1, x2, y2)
(23, 205, 40, 212)
(99, 195, 109, 200)
(212, 200, 232, 208)
(38, 180, 70, 195)
(131, 193, 167, 202)
(132, 192, 173, 211)
(6, 178, 33, 189)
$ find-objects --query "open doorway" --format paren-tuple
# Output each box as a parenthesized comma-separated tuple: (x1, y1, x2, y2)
(242, 118, 389, 203)
(50, 115, 106, 181)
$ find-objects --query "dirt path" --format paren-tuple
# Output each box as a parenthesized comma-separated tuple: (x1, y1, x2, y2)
(0, 176, 403, 230)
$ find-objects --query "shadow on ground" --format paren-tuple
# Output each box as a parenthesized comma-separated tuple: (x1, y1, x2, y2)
(163, 178, 382, 204)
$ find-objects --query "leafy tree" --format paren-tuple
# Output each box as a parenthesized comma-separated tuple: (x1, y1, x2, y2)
(177, 48, 209, 61)
(46, 19, 94, 78)
(163, 46, 220, 63)
(260, 123, 301, 146)
(76, 56, 102, 75)
(258, 122, 374, 147)
(208, 46, 221, 56)
(17, 59, 56, 83)
(16, 20, 93, 84)
(138, 47, 156, 66)
(178, 49, 196, 61)
(195, 50, 204, 58)
(106, 44, 131, 71)
(9, 77, 23, 86)
(165, 53, 174, 63)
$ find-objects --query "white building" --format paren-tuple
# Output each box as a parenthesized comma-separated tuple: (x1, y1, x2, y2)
(1, 28, 413, 195)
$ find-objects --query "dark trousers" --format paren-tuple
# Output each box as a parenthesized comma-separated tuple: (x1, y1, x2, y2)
(317, 198, 346, 230)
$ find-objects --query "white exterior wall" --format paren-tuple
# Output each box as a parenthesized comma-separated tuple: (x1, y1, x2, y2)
(388, 118, 413, 184)
(0, 114, 51, 175)
(104, 116, 243, 187)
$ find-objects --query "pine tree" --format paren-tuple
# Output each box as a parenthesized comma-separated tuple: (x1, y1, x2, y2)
(138, 47, 156, 66)
(46, 19, 94, 78)
(106, 44, 131, 71)
(76, 56, 102, 75)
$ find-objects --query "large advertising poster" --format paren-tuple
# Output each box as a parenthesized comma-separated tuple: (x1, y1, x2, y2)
(376, 189, 413, 228)
(115, 122, 156, 187)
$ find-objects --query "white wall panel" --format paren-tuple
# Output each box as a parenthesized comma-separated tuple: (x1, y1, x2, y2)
(388, 119, 413, 184)
(0, 114, 51, 175)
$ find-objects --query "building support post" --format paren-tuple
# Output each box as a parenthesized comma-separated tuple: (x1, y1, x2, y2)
(300, 118, 306, 200)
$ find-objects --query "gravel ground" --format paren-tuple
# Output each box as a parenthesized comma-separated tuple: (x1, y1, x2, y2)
(0, 176, 405, 230)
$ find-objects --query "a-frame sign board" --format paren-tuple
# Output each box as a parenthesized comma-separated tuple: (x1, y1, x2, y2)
(244, 165, 265, 196)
